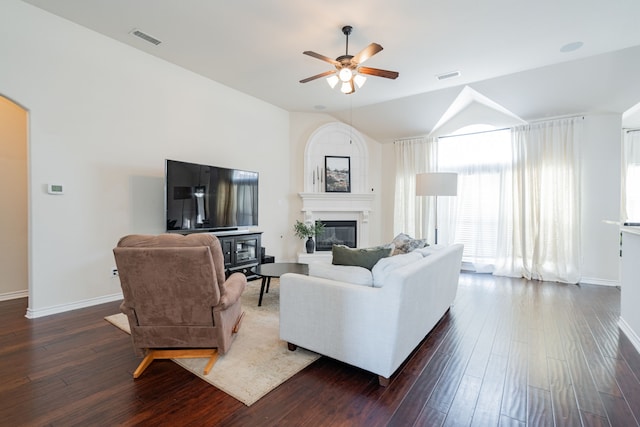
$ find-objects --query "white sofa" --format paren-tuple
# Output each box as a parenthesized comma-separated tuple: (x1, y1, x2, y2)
(279, 243, 464, 385)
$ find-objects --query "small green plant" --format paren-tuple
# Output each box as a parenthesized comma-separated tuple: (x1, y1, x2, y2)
(293, 220, 325, 239)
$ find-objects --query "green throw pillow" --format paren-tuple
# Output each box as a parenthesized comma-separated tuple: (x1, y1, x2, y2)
(332, 244, 394, 270)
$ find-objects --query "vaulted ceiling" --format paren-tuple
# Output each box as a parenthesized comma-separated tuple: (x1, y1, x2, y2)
(21, 0, 640, 141)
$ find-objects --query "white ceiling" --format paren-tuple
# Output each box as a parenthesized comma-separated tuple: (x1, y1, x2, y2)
(21, 0, 640, 141)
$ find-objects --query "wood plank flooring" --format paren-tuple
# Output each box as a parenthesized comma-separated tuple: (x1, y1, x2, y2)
(1, 273, 639, 426)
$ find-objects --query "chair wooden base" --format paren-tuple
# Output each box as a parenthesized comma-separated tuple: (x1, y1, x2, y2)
(233, 311, 245, 334)
(133, 349, 219, 379)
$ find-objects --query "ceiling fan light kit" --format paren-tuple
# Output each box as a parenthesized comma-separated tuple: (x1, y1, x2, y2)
(300, 25, 398, 95)
(339, 67, 353, 82)
(327, 75, 339, 88)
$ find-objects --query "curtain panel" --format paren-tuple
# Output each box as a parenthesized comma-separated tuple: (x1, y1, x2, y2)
(438, 129, 511, 270)
(494, 117, 582, 284)
(393, 138, 437, 240)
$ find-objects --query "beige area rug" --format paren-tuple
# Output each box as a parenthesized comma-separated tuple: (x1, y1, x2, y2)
(105, 278, 320, 406)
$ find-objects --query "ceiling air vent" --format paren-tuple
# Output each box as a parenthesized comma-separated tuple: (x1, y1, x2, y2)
(436, 70, 461, 81)
(129, 29, 162, 46)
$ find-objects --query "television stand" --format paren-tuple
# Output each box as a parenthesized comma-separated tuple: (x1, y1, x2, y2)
(214, 230, 263, 280)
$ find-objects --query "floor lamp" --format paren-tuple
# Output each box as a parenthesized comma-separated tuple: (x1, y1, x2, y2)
(416, 172, 458, 244)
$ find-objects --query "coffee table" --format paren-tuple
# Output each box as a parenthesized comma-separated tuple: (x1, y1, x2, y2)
(252, 262, 309, 306)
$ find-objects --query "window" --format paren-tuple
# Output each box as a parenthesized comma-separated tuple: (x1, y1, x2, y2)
(438, 125, 511, 269)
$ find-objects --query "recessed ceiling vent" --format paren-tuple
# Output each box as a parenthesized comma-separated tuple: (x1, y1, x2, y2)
(436, 70, 461, 81)
(129, 29, 162, 46)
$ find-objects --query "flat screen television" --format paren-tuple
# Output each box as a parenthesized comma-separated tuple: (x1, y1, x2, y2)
(165, 159, 259, 233)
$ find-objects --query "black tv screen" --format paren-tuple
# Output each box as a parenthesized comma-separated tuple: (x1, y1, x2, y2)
(165, 159, 259, 232)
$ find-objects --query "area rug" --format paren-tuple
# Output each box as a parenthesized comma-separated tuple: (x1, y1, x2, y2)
(105, 279, 320, 406)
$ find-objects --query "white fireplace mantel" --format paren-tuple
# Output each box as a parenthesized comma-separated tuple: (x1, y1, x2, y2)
(299, 192, 375, 248)
(299, 192, 374, 215)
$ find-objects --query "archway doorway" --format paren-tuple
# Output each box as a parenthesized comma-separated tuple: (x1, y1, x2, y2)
(0, 95, 28, 301)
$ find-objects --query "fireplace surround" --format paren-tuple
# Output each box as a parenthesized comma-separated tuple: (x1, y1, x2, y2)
(299, 122, 374, 256)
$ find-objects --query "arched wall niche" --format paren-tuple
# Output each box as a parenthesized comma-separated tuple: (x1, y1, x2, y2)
(303, 122, 368, 193)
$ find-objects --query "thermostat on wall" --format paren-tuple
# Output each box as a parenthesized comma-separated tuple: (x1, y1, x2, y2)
(47, 184, 64, 195)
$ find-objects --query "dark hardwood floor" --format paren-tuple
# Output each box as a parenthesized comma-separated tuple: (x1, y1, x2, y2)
(2, 273, 640, 426)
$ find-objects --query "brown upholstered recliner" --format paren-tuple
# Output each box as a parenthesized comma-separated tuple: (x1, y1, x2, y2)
(113, 233, 246, 378)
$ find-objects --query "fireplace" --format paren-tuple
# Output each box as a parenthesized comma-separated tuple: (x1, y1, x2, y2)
(299, 192, 374, 251)
(315, 220, 357, 251)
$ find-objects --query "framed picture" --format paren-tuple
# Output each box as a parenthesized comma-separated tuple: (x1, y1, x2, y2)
(325, 156, 351, 193)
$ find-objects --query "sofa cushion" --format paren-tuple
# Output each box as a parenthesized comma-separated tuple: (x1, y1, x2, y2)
(332, 244, 394, 271)
(391, 233, 429, 255)
(308, 263, 373, 286)
(371, 251, 423, 287)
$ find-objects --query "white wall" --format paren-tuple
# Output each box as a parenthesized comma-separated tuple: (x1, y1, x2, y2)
(580, 114, 622, 285)
(1, 0, 291, 316)
(380, 142, 397, 242)
(0, 96, 28, 299)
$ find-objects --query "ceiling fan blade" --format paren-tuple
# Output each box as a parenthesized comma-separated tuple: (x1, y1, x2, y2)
(351, 43, 383, 65)
(358, 66, 399, 80)
(303, 51, 340, 66)
(299, 70, 337, 84)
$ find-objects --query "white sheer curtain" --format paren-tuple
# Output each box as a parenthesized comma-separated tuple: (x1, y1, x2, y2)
(393, 138, 437, 240)
(622, 130, 640, 222)
(494, 117, 582, 284)
(438, 129, 512, 271)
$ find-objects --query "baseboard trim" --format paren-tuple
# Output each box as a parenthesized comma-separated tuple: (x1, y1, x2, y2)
(579, 277, 619, 287)
(25, 292, 123, 319)
(619, 317, 640, 355)
(0, 289, 28, 302)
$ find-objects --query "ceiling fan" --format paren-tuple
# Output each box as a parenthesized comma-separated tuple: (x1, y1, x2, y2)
(300, 25, 399, 94)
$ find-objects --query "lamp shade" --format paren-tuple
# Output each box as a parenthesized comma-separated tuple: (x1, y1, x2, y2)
(353, 74, 367, 88)
(326, 75, 339, 88)
(416, 172, 458, 196)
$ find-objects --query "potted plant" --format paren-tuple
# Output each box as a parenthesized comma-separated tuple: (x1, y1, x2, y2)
(294, 220, 325, 253)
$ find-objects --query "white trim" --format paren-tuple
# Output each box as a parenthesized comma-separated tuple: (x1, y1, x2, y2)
(299, 192, 374, 212)
(619, 317, 640, 355)
(429, 86, 527, 138)
(25, 292, 123, 319)
(579, 277, 620, 287)
(0, 289, 28, 301)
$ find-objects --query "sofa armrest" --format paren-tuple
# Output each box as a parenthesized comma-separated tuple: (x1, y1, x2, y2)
(217, 272, 247, 309)
(280, 273, 401, 376)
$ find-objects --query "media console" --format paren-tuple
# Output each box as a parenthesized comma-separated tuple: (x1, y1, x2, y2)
(214, 230, 263, 280)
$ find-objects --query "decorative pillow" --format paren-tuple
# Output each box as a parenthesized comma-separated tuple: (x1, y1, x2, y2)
(332, 244, 394, 271)
(391, 233, 429, 255)
(371, 251, 423, 287)
(308, 263, 373, 286)
(415, 245, 444, 257)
